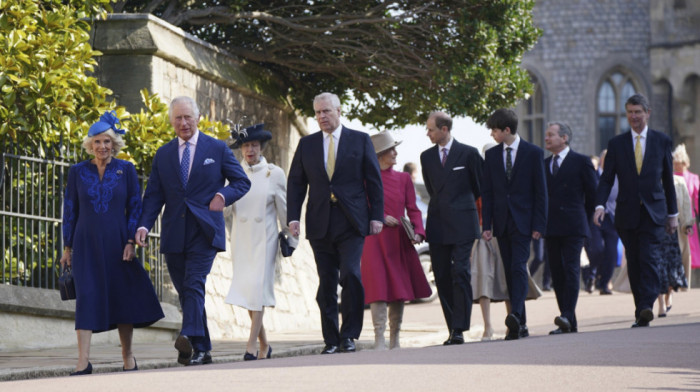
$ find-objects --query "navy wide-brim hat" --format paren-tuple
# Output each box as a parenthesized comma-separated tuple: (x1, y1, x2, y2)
(232, 123, 272, 149)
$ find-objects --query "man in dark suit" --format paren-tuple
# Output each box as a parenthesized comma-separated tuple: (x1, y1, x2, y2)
(543, 122, 597, 334)
(135, 96, 250, 365)
(481, 108, 547, 340)
(287, 92, 384, 354)
(583, 149, 619, 295)
(420, 111, 483, 345)
(594, 94, 678, 328)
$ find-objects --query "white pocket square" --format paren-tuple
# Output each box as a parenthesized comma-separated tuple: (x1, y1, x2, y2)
(453, 166, 465, 171)
(204, 158, 215, 165)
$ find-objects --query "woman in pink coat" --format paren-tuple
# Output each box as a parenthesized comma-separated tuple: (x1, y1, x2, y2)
(673, 144, 698, 289)
(361, 132, 431, 350)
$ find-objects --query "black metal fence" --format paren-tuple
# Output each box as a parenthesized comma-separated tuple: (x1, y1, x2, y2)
(0, 140, 166, 299)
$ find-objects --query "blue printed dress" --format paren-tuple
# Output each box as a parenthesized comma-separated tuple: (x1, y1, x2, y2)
(63, 158, 164, 332)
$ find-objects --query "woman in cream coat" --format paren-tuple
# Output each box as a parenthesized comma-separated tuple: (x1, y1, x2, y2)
(226, 123, 298, 360)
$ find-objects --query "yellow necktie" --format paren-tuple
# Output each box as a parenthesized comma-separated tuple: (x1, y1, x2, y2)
(634, 135, 642, 174)
(327, 135, 335, 179)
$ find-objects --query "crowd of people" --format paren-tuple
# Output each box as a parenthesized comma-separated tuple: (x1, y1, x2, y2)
(60, 92, 698, 375)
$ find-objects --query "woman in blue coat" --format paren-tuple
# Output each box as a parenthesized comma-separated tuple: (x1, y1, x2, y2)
(60, 111, 164, 375)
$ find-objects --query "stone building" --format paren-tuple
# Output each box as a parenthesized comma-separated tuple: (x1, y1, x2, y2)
(516, 0, 700, 172)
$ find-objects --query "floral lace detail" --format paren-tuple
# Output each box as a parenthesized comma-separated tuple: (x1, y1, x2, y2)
(79, 161, 124, 214)
(63, 197, 75, 245)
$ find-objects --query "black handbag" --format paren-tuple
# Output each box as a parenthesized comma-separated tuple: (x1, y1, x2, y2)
(278, 232, 295, 257)
(58, 265, 76, 301)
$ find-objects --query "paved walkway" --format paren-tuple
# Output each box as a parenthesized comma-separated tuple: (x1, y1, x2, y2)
(2, 287, 699, 382)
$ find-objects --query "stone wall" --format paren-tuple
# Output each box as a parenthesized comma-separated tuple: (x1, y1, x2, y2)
(650, 0, 700, 174)
(90, 14, 321, 341)
(523, 0, 652, 155)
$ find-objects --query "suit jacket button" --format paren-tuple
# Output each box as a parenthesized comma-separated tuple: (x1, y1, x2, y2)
(255, 217, 263, 223)
(181, 214, 185, 218)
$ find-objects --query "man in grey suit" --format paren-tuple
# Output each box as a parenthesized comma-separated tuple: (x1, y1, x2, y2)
(420, 111, 483, 345)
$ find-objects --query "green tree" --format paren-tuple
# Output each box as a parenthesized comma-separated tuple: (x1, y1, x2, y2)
(0, 0, 117, 155)
(116, 0, 541, 128)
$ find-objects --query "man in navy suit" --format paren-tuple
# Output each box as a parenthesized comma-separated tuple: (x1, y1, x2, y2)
(583, 149, 619, 295)
(420, 111, 483, 345)
(135, 96, 250, 365)
(543, 122, 597, 334)
(594, 94, 678, 328)
(481, 108, 547, 340)
(287, 92, 383, 354)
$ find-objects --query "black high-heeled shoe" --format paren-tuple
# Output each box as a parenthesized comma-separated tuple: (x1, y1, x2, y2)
(265, 345, 272, 359)
(123, 357, 138, 371)
(70, 362, 93, 376)
(243, 351, 257, 361)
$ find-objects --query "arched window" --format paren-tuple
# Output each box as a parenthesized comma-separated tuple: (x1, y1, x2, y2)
(597, 71, 638, 152)
(518, 73, 545, 148)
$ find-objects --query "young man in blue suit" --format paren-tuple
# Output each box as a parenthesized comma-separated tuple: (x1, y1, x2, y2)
(594, 94, 678, 328)
(287, 92, 384, 354)
(135, 96, 250, 365)
(481, 108, 547, 340)
(420, 111, 483, 345)
(543, 122, 597, 335)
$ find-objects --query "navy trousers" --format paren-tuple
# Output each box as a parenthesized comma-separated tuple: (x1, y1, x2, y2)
(546, 236, 585, 329)
(164, 210, 217, 352)
(616, 207, 663, 318)
(429, 240, 475, 332)
(309, 205, 365, 346)
(497, 215, 531, 325)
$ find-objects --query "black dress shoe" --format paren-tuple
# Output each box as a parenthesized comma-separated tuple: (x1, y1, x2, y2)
(584, 279, 594, 293)
(321, 344, 339, 354)
(518, 325, 529, 338)
(70, 362, 92, 376)
(554, 316, 571, 333)
(243, 351, 257, 361)
(123, 358, 138, 371)
(339, 338, 356, 353)
(599, 288, 613, 295)
(188, 350, 212, 366)
(505, 313, 520, 340)
(443, 330, 464, 345)
(175, 335, 193, 365)
(632, 308, 654, 328)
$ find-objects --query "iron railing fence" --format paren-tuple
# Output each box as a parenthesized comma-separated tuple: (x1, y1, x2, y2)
(1, 139, 166, 300)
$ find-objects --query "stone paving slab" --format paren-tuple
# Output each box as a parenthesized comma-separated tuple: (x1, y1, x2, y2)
(2, 288, 699, 382)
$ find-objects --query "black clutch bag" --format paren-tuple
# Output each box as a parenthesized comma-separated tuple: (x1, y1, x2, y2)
(58, 265, 76, 301)
(279, 232, 295, 257)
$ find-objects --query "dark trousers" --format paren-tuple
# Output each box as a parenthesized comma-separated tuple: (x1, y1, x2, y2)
(529, 237, 551, 288)
(429, 240, 475, 332)
(497, 215, 531, 325)
(546, 236, 585, 329)
(583, 213, 619, 288)
(616, 207, 663, 318)
(309, 205, 365, 346)
(164, 210, 217, 352)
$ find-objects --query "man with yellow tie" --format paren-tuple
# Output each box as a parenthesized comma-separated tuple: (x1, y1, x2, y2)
(594, 94, 678, 328)
(287, 92, 384, 354)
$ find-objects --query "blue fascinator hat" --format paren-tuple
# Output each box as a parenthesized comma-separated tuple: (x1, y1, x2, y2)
(88, 111, 125, 137)
(231, 123, 272, 149)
